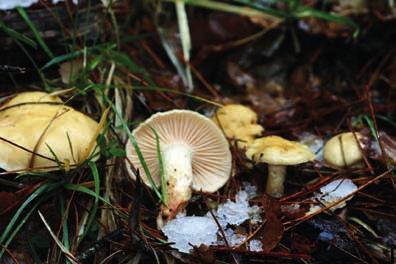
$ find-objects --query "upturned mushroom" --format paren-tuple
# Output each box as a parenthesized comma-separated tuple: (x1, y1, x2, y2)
(125, 110, 232, 226)
(246, 136, 315, 197)
(0, 91, 99, 171)
(323, 132, 365, 168)
(212, 104, 264, 149)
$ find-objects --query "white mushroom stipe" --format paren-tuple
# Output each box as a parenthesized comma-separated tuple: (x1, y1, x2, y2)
(163, 143, 193, 208)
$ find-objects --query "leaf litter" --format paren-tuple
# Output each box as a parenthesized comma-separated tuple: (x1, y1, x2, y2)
(1, 1, 396, 263)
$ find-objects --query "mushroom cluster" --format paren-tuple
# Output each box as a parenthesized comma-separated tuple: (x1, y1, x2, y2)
(212, 104, 264, 149)
(125, 110, 232, 226)
(0, 91, 99, 172)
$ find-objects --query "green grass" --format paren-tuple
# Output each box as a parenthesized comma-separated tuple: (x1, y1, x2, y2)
(0, 20, 37, 48)
(104, 94, 165, 202)
(16, 7, 54, 58)
(150, 126, 168, 206)
(166, 0, 359, 36)
(0, 182, 62, 259)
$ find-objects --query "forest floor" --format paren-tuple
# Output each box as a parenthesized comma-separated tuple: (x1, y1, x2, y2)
(0, 1, 395, 263)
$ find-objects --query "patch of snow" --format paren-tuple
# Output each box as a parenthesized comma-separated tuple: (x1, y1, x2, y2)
(316, 178, 357, 208)
(0, 0, 77, 10)
(298, 132, 324, 161)
(161, 215, 218, 253)
(281, 203, 301, 214)
(163, 185, 263, 253)
(249, 239, 263, 252)
(242, 181, 257, 199)
(212, 190, 250, 226)
(212, 185, 262, 226)
(248, 205, 262, 225)
(308, 179, 357, 214)
(217, 228, 247, 247)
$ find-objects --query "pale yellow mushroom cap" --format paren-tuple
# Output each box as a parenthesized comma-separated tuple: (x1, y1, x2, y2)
(213, 104, 258, 125)
(323, 132, 364, 168)
(1, 91, 62, 106)
(246, 136, 315, 165)
(0, 92, 99, 172)
(212, 104, 264, 148)
(126, 110, 232, 193)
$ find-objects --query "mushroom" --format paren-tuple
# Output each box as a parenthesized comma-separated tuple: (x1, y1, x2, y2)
(246, 136, 315, 197)
(212, 104, 264, 149)
(125, 110, 232, 226)
(0, 91, 99, 171)
(323, 132, 365, 168)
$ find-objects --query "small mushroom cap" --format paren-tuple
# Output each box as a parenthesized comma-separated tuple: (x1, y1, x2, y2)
(246, 136, 315, 165)
(212, 104, 264, 148)
(126, 110, 232, 193)
(323, 132, 364, 168)
(0, 92, 99, 171)
(213, 104, 258, 125)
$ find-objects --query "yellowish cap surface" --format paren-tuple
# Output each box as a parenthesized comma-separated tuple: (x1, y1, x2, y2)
(323, 132, 364, 168)
(212, 104, 264, 148)
(0, 92, 99, 172)
(246, 136, 315, 165)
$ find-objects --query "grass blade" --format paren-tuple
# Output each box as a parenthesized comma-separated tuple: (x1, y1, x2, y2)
(165, 0, 280, 20)
(41, 50, 84, 70)
(294, 6, 359, 36)
(0, 182, 61, 258)
(1, 198, 42, 259)
(175, 1, 193, 92)
(38, 210, 78, 263)
(157, 28, 190, 87)
(16, 7, 54, 58)
(102, 95, 163, 202)
(77, 162, 101, 245)
(59, 194, 71, 257)
(63, 184, 115, 209)
(363, 115, 379, 138)
(149, 127, 168, 206)
(0, 20, 37, 48)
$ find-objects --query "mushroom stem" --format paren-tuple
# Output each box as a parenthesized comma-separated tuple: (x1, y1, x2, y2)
(159, 143, 193, 223)
(265, 165, 286, 198)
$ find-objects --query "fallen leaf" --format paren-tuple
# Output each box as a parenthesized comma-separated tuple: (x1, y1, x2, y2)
(192, 244, 216, 264)
(253, 196, 284, 252)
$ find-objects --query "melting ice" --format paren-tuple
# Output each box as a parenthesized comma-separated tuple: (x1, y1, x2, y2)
(162, 183, 262, 253)
(161, 215, 218, 253)
(309, 178, 357, 213)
